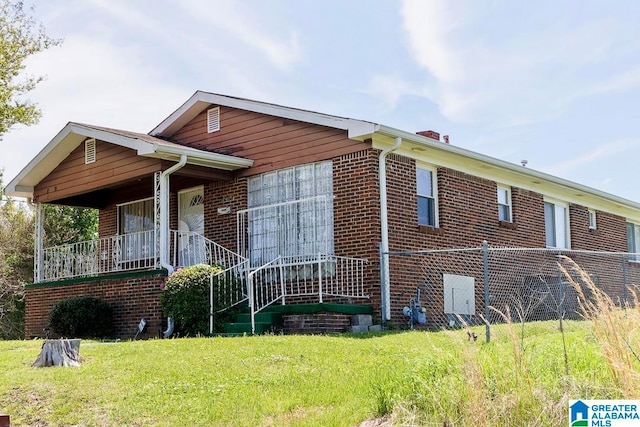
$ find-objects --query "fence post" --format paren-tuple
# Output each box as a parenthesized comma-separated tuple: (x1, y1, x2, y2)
(622, 254, 628, 307)
(483, 240, 490, 343)
(557, 254, 565, 318)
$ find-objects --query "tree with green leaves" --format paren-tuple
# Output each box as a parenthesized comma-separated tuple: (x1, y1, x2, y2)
(0, 172, 98, 338)
(0, 171, 33, 338)
(0, 0, 60, 137)
(0, 1, 62, 336)
(43, 204, 98, 247)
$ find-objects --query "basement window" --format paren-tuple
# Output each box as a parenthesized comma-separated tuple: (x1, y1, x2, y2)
(85, 138, 96, 164)
(207, 107, 220, 133)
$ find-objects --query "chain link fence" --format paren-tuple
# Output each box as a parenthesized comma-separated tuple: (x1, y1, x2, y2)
(384, 243, 640, 341)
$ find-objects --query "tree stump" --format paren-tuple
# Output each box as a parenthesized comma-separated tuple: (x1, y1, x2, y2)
(32, 339, 82, 367)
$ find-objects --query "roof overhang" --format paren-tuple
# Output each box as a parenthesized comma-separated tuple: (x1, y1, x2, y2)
(150, 90, 378, 139)
(4, 122, 253, 199)
(350, 124, 640, 223)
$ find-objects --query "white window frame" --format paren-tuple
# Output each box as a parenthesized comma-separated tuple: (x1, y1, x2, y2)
(416, 165, 438, 227)
(544, 199, 570, 249)
(117, 198, 155, 262)
(588, 209, 597, 230)
(627, 222, 640, 262)
(497, 185, 512, 222)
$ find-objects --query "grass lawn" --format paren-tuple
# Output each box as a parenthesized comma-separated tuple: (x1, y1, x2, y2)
(0, 321, 629, 426)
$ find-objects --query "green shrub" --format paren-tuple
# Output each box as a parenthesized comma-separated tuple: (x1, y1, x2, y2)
(161, 264, 244, 336)
(49, 295, 113, 338)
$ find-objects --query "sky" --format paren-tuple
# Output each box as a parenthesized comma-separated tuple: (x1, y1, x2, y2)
(3, 0, 640, 202)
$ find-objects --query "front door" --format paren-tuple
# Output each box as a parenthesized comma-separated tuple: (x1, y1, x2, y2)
(178, 186, 205, 266)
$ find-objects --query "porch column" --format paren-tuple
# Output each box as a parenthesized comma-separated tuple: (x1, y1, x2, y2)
(153, 171, 161, 269)
(34, 202, 44, 282)
(159, 155, 187, 273)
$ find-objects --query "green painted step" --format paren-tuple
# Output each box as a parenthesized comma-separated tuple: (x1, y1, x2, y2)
(261, 303, 374, 315)
(234, 312, 283, 325)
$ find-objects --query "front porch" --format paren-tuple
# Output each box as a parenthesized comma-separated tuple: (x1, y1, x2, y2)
(33, 196, 371, 337)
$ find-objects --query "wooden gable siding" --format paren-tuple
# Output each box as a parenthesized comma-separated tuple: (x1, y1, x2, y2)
(34, 140, 162, 203)
(171, 106, 369, 176)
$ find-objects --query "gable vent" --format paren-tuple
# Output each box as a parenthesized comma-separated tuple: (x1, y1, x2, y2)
(85, 138, 96, 164)
(207, 106, 220, 133)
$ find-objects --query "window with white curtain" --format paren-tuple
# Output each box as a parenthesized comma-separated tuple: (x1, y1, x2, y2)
(118, 198, 154, 234)
(118, 198, 154, 261)
(247, 161, 333, 265)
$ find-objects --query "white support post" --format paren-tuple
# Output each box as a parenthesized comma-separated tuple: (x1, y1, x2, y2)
(34, 202, 44, 282)
(318, 252, 323, 303)
(153, 172, 161, 269)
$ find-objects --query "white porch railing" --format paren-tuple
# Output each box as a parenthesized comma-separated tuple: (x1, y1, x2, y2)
(39, 230, 247, 282)
(246, 254, 369, 333)
(41, 230, 157, 282)
(170, 230, 245, 270)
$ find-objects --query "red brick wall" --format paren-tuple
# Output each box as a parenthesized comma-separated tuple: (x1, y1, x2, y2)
(98, 204, 117, 237)
(25, 271, 167, 340)
(382, 154, 632, 327)
(569, 205, 627, 251)
(52, 147, 636, 332)
(333, 149, 381, 311)
(204, 178, 247, 252)
(283, 312, 352, 334)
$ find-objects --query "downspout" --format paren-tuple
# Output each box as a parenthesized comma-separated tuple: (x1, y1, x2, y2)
(159, 154, 187, 274)
(379, 137, 402, 323)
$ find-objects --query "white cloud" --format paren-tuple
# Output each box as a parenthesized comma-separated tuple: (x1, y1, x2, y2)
(363, 74, 421, 110)
(395, 0, 640, 127)
(179, 0, 302, 72)
(1, 34, 187, 182)
(544, 138, 640, 176)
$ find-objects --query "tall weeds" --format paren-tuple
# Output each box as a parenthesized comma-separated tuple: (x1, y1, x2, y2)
(385, 257, 639, 426)
(558, 256, 640, 397)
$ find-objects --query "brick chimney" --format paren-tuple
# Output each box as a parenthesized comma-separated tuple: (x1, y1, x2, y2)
(416, 130, 440, 141)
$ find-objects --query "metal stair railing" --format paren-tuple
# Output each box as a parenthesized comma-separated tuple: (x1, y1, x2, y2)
(170, 230, 245, 270)
(245, 253, 369, 334)
(165, 231, 250, 335)
(209, 258, 250, 334)
(247, 256, 285, 334)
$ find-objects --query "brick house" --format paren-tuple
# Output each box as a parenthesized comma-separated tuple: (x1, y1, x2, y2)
(6, 91, 640, 337)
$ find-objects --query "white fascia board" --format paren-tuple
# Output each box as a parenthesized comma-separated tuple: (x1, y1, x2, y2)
(5, 184, 34, 199)
(150, 91, 377, 138)
(142, 143, 254, 170)
(347, 119, 379, 139)
(68, 123, 141, 150)
(367, 124, 640, 221)
(4, 123, 82, 197)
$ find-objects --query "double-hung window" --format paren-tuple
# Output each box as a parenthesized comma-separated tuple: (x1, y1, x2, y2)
(247, 161, 333, 266)
(544, 200, 569, 249)
(118, 198, 154, 261)
(627, 223, 640, 261)
(497, 186, 512, 222)
(417, 167, 437, 227)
